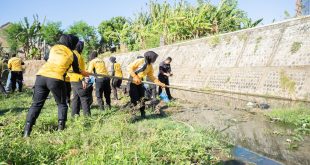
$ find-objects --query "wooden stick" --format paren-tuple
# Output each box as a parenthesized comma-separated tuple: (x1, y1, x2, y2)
(91, 73, 310, 103)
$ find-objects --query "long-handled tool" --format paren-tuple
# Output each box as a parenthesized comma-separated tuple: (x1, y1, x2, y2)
(90, 73, 310, 103)
(92, 73, 211, 94)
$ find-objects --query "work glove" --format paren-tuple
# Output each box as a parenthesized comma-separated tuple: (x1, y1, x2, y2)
(132, 75, 142, 85)
(154, 79, 166, 88)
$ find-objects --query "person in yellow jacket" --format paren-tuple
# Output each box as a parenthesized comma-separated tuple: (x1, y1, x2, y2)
(109, 56, 123, 100)
(8, 53, 24, 92)
(67, 41, 92, 116)
(88, 51, 111, 110)
(127, 51, 165, 119)
(23, 34, 90, 137)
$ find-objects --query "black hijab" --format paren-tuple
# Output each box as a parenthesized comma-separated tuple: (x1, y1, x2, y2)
(109, 56, 116, 63)
(75, 41, 84, 54)
(144, 51, 158, 64)
(88, 51, 98, 61)
(58, 34, 79, 50)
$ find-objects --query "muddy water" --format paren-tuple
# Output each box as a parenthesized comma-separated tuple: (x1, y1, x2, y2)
(170, 96, 310, 165)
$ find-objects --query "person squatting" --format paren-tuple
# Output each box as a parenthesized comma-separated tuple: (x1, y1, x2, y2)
(23, 34, 169, 137)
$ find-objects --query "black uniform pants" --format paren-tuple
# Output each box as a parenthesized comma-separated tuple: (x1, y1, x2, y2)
(95, 77, 111, 109)
(158, 76, 172, 100)
(26, 76, 68, 125)
(0, 83, 6, 95)
(65, 82, 71, 105)
(11, 71, 23, 92)
(129, 83, 146, 116)
(71, 81, 92, 116)
(111, 78, 122, 100)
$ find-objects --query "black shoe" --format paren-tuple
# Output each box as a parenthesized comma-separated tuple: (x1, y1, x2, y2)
(23, 122, 32, 137)
(58, 120, 66, 131)
(140, 110, 146, 119)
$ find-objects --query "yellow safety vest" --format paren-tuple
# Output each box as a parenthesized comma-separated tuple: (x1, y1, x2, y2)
(8, 57, 23, 71)
(88, 57, 109, 77)
(66, 50, 85, 82)
(37, 44, 74, 81)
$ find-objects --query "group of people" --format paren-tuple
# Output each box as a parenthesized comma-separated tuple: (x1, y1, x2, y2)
(21, 34, 173, 137)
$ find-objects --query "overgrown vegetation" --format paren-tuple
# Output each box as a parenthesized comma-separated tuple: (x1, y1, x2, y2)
(0, 90, 231, 164)
(290, 42, 302, 54)
(209, 35, 221, 47)
(279, 71, 296, 94)
(2, 0, 263, 59)
(266, 105, 310, 150)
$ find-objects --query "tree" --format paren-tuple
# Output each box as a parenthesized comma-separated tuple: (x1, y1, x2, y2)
(98, 16, 128, 51)
(68, 21, 99, 59)
(5, 15, 44, 59)
(4, 23, 23, 54)
(41, 21, 63, 45)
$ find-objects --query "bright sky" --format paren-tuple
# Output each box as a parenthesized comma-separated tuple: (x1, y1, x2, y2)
(0, 0, 295, 29)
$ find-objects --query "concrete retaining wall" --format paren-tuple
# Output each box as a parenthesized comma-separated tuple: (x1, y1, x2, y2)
(23, 16, 310, 101)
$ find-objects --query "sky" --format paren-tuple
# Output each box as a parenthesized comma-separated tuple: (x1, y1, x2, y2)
(0, 0, 295, 29)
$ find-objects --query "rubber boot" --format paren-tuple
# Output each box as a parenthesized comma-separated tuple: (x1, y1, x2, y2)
(58, 120, 66, 131)
(23, 122, 33, 137)
(140, 107, 146, 119)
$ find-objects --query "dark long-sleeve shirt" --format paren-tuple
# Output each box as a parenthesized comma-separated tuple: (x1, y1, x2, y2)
(158, 61, 171, 79)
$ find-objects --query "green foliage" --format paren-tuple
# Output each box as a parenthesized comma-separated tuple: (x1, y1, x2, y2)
(266, 105, 310, 149)
(67, 21, 99, 60)
(3, 0, 263, 56)
(41, 21, 63, 45)
(267, 106, 310, 130)
(98, 17, 127, 51)
(280, 71, 296, 94)
(119, 0, 262, 51)
(4, 23, 23, 53)
(0, 90, 231, 164)
(209, 35, 220, 47)
(4, 15, 45, 59)
(290, 42, 302, 54)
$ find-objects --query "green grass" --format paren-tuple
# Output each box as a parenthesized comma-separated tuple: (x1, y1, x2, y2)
(266, 105, 310, 150)
(0, 90, 231, 164)
(266, 106, 310, 131)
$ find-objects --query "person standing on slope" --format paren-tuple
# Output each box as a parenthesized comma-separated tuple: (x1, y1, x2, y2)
(23, 34, 90, 137)
(67, 41, 92, 117)
(88, 51, 112, 110)
(109, 56, 123, 100)
(7, 53, 24, 92)
(158, 57, 173, 100)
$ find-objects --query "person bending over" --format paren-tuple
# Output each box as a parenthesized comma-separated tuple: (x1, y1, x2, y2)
(127, 51, 165, 119)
